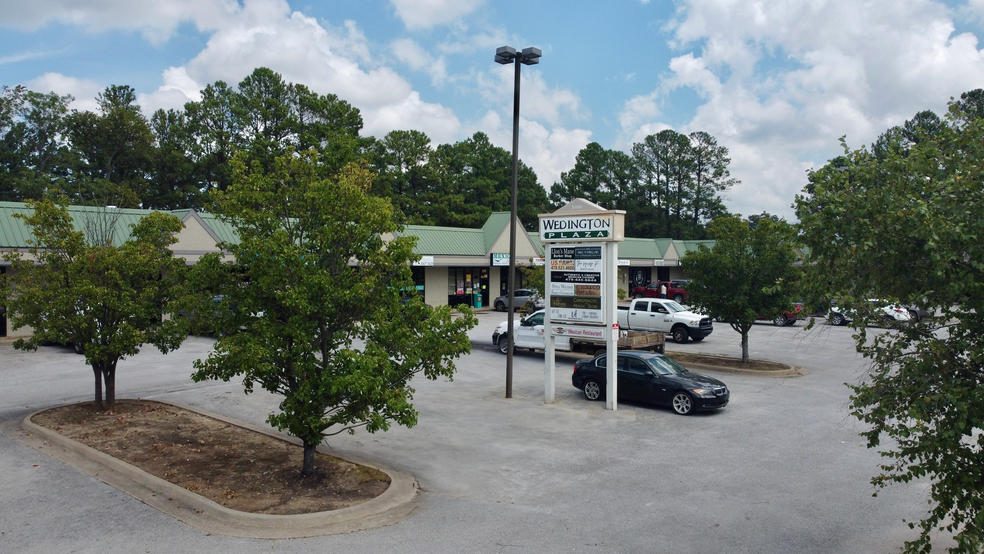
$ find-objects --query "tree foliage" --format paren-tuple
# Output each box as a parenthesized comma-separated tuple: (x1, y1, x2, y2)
(549, 130, 735, 239)
(2, 71, 555, 231)
(682, 216, 799, 363)
(189, 151, 477, 475)
(0, 199, 187, 410)
(428, 132, 549, 230)
(795, 92, 984, 553)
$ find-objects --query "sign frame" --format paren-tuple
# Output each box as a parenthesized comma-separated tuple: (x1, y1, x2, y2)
(539, 198, 625, 411)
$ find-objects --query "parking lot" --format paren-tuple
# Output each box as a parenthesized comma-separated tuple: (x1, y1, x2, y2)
(0, 313, 955, 553)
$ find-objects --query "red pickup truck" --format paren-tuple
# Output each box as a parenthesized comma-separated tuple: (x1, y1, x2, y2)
(631, 280, 688, 304)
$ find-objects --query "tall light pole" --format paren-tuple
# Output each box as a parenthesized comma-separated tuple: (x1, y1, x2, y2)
(495, 45, 541, 399)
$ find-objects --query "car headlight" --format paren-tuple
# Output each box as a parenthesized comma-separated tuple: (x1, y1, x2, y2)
(692, 388, 717, 398)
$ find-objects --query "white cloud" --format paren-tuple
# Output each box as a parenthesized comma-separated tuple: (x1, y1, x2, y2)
(436, 26, 512, 55)
(390, 0, 485, 31)
(390, 38, 449, 86)
(26, 73, 102, 112)
(619, 0, 984, 219)
(618, 92, 660, 131)
(474, 110, 592, 189)
(0, 0, 240, 44)
(478, 65, 589, 127)
(131, 0, 463, 141)
(364, 91, 460, 145)
(137, 67, 203, 114)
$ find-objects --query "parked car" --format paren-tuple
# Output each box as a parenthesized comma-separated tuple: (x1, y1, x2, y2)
(829, 299, 911, 326)
(493, 289, 544, 312)
(492, 309, 665, 355)
(617, 298, 713, 343)
(571, 350, 729, 415)
(714, 301, 805, 327)
(906, 305, 931, 322)
(631, 280, 689, 304)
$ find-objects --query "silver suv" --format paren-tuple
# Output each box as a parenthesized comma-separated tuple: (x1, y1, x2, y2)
(493, 289, 544, 311)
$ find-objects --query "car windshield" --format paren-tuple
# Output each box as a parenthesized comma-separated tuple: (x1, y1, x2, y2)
(646, 356, 688, 375)
(661, 301, 687, 313)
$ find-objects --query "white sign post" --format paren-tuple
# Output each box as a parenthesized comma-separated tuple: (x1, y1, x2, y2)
(539, 199, 625, 410)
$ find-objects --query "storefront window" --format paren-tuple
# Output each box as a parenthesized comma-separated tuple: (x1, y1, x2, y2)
(448, 267, 488, 308)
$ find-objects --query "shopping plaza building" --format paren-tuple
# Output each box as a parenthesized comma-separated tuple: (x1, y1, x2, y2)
(0, 201, 709, 338)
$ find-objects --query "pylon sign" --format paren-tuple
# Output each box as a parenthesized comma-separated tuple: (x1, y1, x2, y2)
(538, 199, 625, 410)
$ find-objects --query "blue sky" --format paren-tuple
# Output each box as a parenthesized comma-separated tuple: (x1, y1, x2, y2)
(3, 0, 984, 220)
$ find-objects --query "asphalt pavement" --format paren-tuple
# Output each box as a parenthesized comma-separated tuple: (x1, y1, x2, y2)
(0, 312, 955, 553)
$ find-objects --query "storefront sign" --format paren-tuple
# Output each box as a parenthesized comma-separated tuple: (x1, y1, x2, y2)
(413, 256, 434, 266)
(540, 216, 614, 242)
(491, 253, 510, 266)
(549, 324, 607, 340)
(549, 244, 604, 324)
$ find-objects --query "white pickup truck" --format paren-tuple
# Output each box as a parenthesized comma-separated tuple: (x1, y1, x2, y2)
(617, 298, 713, 344)
(492, 310, 665, 355)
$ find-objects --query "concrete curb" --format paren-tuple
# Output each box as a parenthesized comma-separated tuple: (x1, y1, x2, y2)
(4, 400, 420, 539)
(671, 358, 807, 378)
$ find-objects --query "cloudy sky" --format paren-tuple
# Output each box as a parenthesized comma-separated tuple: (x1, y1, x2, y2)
(2, 0, 983, 220)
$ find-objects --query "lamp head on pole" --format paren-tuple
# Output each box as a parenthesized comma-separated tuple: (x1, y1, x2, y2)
(520, 47, 541, 65)
(494, 46, 517, 64)
(495, 46, 541, 65)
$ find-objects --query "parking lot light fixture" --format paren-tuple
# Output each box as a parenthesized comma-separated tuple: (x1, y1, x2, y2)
(495, 45, 541, 399)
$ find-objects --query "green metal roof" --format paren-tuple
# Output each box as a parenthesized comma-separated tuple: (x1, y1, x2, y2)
(617, 237, 666, 259)
(397, 225, 488, 256)
(0, 201, 167, 248)
(527, 231, 545, 256)
(673, 239, 715, 255)
(2, 201, 716, 264)
(193, 212, 240, 245)
(481, 212, 510, 252)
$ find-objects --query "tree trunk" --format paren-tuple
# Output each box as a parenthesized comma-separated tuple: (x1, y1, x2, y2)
(104, 362, 117, 411)
(302, 442, 318, 476)
(741, 330, 749, 364)
(92, 366, 104, 411)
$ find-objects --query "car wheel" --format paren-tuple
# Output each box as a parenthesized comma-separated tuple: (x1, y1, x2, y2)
(634, 293, 644, 299)
(673, 294, 685, 303)
(583, 379, 602, 401)
(495, 301, 506, 312)
(831, 312, 846, 326)
(773, 314, 787, 326)
(498, 335, 510, 354)
(73, 342, 85, 355)
(671, 392, 694, 415)
(671, 325, 689, 343)
(908, 309, 919, 322)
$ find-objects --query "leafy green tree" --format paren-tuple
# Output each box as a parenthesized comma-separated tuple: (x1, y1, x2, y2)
(65, 85, 154, 207)
(682, 216, 799, 363)
(795, 96, 984, 553)
(182, 68, 365, 195)
(685, 131, 735, 234)
(429, 132, 548, 230)
(366, 129, 438, 224)
(548, 142, 637, 210)
(146, 109, 203, 210)
(190, 151, 477, 476)
(0, 199, 187, 410)
(745, 211, 782, 231)
(0, 86, 74, 202)
(630, 130, 735, 239)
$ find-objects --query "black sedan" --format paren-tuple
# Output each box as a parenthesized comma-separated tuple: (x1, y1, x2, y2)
(571, 351, 729, 415)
